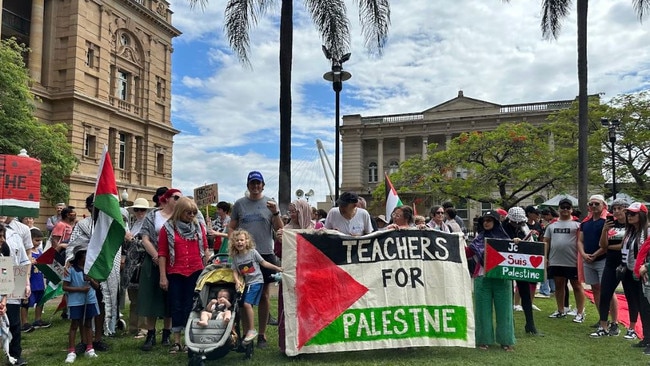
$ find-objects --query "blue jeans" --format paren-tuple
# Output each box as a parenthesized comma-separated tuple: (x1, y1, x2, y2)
(539, 279, 552, 296)
(167, 270, 201, 332)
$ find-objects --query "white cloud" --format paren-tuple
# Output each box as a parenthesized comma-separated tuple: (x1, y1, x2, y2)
(167, 0, 650, 206)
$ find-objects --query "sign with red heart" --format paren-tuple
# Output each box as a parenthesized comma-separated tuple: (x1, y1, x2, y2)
(484, 238, 546, 282)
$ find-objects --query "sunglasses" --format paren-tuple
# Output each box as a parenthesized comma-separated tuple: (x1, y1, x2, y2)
(434, 211, 444, 215)
(185, 210, 198, 216)
(133, 208, 147, 213)
(626, 211, 639, 217)
(172, 195, 181, 201)
(588, 202, 601, 207)
(559, 205, 572, 210)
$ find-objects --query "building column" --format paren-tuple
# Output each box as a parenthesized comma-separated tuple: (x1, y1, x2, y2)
(445, 134, 452, 149)
(0, 0, 4, 38)
(399, 137, 405, 162)
(422, 136, 428, 159)
(377, 138, 384, 180)
(29, 0, 45, 83)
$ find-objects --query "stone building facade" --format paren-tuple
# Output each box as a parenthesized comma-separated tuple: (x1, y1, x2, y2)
(341, 91, 575, 223)
(1, 0, 180, 225)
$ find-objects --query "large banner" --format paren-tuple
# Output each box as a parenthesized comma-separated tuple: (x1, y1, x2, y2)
(282, 229, 475, 356)
(484, 238, 546, 282)
(0, 154, 41, 217)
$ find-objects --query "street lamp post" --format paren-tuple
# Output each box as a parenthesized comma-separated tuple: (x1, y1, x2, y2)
(601, 118, 620, 199)
(121, 189, 129, 207)
(323, 46, 351, 204)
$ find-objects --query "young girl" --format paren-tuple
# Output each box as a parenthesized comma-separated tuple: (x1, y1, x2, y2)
(63, 248, 100, 363)
(229, 229, 282, 344)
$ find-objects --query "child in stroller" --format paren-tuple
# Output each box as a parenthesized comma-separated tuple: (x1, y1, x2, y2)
(197, 289, 232, 327)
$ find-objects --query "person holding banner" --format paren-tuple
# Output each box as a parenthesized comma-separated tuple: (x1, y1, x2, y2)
(385, 206, 415, 230)
(466, 210, 515, 351)
(325, 192, 374, 236)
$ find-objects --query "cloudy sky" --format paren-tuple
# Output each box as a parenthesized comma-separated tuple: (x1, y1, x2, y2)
(166, 0, 650, 207)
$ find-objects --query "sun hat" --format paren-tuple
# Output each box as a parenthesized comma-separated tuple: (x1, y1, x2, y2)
(589, 194, 606, 204)
(128, 197, 151, 214)
(377, 215, 389, 224)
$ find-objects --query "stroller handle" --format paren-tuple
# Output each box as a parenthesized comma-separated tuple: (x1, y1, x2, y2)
(208, 253, 230, 264)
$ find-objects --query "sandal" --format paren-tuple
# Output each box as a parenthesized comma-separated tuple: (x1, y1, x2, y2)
(478, 344, 489, 350)
(501, 345, 514, 352)
(169, 343, 182, 354)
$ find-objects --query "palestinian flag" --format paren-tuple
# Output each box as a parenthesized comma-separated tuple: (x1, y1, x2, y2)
(484, 238, 546, 282)
(385, 173, 403, 220)
(37, 281, 64, 307)
(85, 147, 126, 281)
(0, 154, 41, 217)
(34, 247, 65, 285)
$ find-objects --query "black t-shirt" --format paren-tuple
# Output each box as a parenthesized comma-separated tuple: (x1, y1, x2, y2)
(605, 220, 626, 266)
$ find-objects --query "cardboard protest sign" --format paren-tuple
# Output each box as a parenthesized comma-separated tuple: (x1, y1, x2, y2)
(8, 265, 29, 300)
(0, 154, 41, 217)
(0, 257, 14, 295)
(282, 229, 475, 356)
(193, 183, 218, 207)
(484, 238, 546, 282)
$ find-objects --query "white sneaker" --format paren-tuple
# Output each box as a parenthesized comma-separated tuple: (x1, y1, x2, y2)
(566, 307, 578, 316)
(513, 305, 523, 311)
(84, 349, 98, 358)
(65, 352, 76, 363)
(532, 304, 541, 311)
(573, 313, 586, 323)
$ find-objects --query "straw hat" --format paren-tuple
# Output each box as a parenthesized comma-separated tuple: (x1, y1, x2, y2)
(127, 197, 151, 214)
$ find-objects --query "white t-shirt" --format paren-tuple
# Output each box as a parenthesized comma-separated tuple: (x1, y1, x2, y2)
(324, 207, 374, 236)
(544, 219, 580, 267)
(7, 219, 34, 252)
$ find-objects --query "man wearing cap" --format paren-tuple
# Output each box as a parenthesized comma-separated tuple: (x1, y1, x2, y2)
(544, 198, 586, 322)
(577, 194, 616, 324)
(324, 192, 374, 236)
(229, 171, 284, 349)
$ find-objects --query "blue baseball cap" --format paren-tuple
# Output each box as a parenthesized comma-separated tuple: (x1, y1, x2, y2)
(247, 171, 264, 184)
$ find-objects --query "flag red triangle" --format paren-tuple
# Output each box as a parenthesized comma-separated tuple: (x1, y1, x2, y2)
(36, 247, 57, 265)
(95, 148, 118, 196)
(296, 234, 368, 349)
(484, 242, 506, 273)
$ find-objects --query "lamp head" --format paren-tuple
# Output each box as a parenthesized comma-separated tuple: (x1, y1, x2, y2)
(121, 189, 129, 202)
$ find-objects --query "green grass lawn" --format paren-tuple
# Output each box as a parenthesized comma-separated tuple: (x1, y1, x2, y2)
(18, 293, 649, 365)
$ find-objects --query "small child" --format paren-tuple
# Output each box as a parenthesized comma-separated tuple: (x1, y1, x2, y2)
(20, 229, 49, 332)
(197, 289, 232, 327)
(229, 229, 283, 344)
(63, 248, 100, 363)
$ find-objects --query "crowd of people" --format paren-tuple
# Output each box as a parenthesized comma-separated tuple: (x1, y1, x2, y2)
(5, 174, 650, 363)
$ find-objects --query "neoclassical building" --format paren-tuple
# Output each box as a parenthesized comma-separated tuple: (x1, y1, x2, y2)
(341, 91, 576, 222)
(1, 0, 180, 224)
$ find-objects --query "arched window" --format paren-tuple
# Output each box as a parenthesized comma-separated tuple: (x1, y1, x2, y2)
(388, 161, 399, 175)
(368, 162, 378, 183)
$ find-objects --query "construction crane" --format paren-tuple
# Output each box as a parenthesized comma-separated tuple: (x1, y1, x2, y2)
(316, 139, 335, 204)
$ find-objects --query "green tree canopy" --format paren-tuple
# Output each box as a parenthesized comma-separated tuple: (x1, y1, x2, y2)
(0, 38, 77, 204)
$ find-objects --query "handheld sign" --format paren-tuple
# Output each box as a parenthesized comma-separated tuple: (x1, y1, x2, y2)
(282, 229, 475, 356)
(484, 238, 546, 282)
(0, 257, 14, 295)
(0, 154, 41, 217)
(193, 183, 218, 207)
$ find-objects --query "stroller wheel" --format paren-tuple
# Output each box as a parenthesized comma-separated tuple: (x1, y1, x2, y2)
(188, 355, 205, 366)
(117, 319, 126, 331)
(244, 342, 254, 360)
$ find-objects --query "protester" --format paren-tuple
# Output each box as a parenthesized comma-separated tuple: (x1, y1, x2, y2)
(502, 207, 541, 336)
(544, 198, 586, 322)
(210, 201, 231, 254)
(444, 207, 463, 234)
(385, 206, 415, 230)
(123, 198, 151, 339)
(324, 192, 374, 236)
(50, 206, 76, 253)
(229, 229, 283, 345)
(376, 215, 389, 229)
(138, 187, 178, 351)
(46, 203, 66, 232)
(229, 171, 284, 349)
(632, 227, 650, 354)
(578, 194, 616, 325)
(20, 229, 49, 333)
(427, 206, 451, 233)
(590, 199, 628, 337)
(158, 196, 208, 353)
(314, 209, 327, 229)
(63, 248, 100, 363)
(466, 210, 515, 351)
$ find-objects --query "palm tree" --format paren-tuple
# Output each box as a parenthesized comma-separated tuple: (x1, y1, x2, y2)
(506, 0, 649, 212)
(190, 0, 390, 210)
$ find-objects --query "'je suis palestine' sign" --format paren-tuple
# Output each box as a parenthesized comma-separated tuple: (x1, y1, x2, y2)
(484, 238, 546, 282)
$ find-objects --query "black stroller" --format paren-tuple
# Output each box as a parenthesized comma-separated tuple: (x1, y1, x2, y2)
(186, 255, 253, 365)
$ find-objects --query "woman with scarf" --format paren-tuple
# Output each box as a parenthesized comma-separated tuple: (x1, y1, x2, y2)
(158, 196, 208, 353)
(466, 210, 515, 351)
(137, 187, 178, 351)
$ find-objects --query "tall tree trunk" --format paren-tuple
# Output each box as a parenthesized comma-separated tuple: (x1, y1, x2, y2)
(577, 0, 588, 215)
(278, 0, 293, 212)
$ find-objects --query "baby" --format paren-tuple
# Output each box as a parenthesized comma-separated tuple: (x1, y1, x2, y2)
(197, 289, 232, 327)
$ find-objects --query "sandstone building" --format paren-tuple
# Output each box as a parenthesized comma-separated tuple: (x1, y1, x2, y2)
(1, 0, 180, 224)
(341, 91, 575, 224)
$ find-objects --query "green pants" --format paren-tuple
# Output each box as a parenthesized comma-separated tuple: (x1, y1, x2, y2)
(473, 276, 515, 346)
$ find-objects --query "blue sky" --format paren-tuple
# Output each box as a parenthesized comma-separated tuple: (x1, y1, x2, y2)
(167, 0, 650, 206)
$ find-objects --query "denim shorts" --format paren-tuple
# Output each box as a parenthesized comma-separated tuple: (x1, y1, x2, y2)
(242, 283, 263, 306)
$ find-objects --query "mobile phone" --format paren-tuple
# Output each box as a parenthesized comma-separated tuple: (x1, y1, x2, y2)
(606, 214, 614, 224)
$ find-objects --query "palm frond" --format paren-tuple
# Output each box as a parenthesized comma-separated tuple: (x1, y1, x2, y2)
(355, 0, 391, 55)
(540, 0, 572, 40)
(305, 0, 351, 60)
(224, 0, 266, 66)
(187, 0, 209, 10)
(634, 0, 650, 21)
